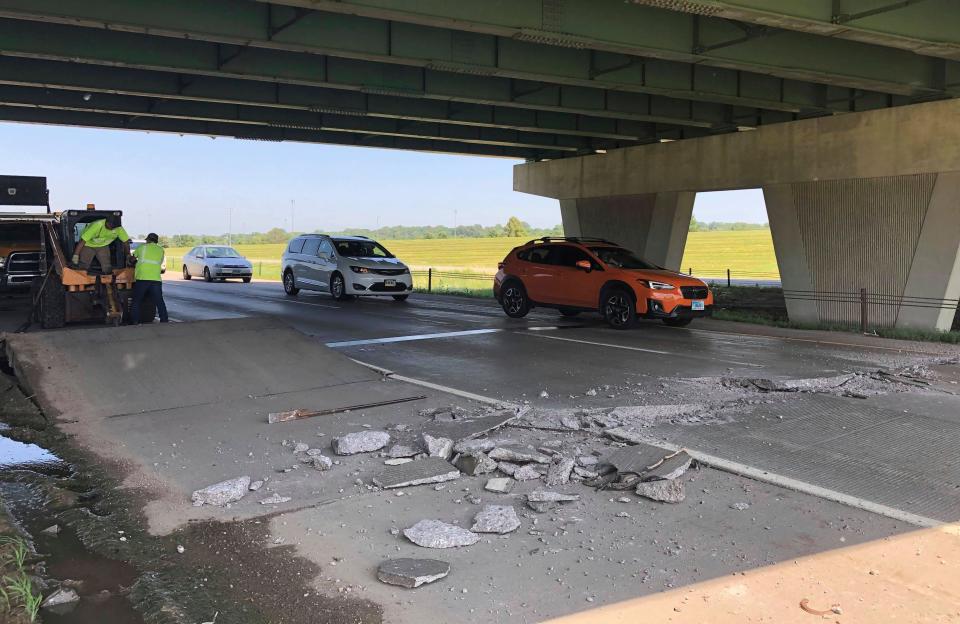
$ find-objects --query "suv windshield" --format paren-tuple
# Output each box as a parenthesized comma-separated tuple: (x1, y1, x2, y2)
(589, 246, 659, 270)
(334, 239, 393, 258)
(204, 246, 241, 258)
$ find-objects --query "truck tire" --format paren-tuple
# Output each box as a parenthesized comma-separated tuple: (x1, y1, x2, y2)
(39, 272, 66, 329)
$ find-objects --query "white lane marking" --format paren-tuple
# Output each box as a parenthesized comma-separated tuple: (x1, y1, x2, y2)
(651, 440, 940, 528)
(521, 331, 765, 367)
(520, 332, 670, 354)
(350, 358, 516, 408)
(348, 369, 937, 527)
(326, 328, 501, 348)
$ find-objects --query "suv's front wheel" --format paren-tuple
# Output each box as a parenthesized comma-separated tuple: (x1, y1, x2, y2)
(501, 281, 530, 318)
(602, 288, 635, 329)
(283, 270, 299, 296)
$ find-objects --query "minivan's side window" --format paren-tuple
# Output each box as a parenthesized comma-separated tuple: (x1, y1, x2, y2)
(301, 238, 321, 256)
(318, 239, 335, 258)
(287, 238, 305, 253)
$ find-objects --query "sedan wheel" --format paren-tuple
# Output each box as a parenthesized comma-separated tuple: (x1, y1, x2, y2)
(603, 290, 635, 329)
(203, 267, 212, 282)
(182, 265, 191, 280)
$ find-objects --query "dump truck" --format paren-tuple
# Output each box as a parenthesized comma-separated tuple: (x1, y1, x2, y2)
(1, 175, 155, 328)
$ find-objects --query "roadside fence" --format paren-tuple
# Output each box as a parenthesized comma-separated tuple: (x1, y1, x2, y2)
(783, 288, 959, 332)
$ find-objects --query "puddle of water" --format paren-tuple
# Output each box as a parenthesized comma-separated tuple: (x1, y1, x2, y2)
(0, 433, 62, 469)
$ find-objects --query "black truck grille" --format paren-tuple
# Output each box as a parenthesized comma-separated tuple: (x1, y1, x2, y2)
(680, 286, 708, 300)
(7, 251, 40, 274)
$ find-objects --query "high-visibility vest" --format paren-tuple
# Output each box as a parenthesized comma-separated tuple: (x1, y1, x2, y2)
(134, 243, 165, 282)
(81, 219, 130, 248)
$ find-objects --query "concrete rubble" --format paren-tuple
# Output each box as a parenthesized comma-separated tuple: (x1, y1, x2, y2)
(484, 477, 514, 494)
(332, 431, 391, 455)
(455, 452, 498, 476)
(471, 505, 521, 534)
(528, 490, 580, 503)
(403, 519, 480, 548)
(544, 457, 575, 486)
(386, 443, 419, 458)
(377, 558, 450, 588)
(191, 476, 251, 507)
(635, 479, 685, 503)
(421, 433, 455, 459)
(488, 445, 551, 464)
(513, 465, 543, 481)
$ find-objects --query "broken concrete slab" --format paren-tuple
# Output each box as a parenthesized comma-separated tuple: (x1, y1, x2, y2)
(513, 465, 542, 481)
(635, 479, 685, 503)
(332, 431, 391, 455)
(600, 444, 671, 476)
(488, 445, 551, 464)
(372, 457, 460, 489)
(603, 427, 648, 444)
(544, 457, 575, 487)
(484, 477, 514, 494)
(190, 476, 251, 507)
(384, 458, 413, 466)
(527, 490, 579, 503)
(421, 433, 454, 460)
(377, 558, 450, 589)
(403, 520, 479, 548)
(311, 455, 333, 471)
(471, 505, 521, 534)
(497, 461, 519, 476)
(452, 438, 499, 455)
(420, 407, 525, 443)
(455, 452, 498, 476)
(643, 450, 692, 481)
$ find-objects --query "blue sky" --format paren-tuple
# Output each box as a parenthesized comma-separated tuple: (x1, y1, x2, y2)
(0, 122, 768, 235)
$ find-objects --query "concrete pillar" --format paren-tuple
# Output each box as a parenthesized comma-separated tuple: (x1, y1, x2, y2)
(559, 192, 694, 271)
(763, 172, 960, 331)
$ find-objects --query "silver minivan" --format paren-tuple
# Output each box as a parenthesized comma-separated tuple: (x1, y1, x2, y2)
(281, 234, 412, 301)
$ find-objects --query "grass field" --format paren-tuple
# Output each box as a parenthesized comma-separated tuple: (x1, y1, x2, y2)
(166, 230, 779, 293)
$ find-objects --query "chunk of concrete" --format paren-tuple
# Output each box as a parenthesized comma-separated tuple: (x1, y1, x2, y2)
(190, 476, 251, 507)
(643, 450, 692, 481)
(260, 494, 292, 505)
(421, 433, 454, 460)
(635, 479, 685, 504)
(603, 427, 647, 444)
(484, 477, 514, 494)
(332, 431, 391, 455)
(249, 480, 264, 491)
(387, 444, 419, 458)
(527, 490, 580, 503)
(384, 458, 413, 466)
(372, 457, 461, 489)
(293, 442, 310, 453)
(403, 520, 479, 548)
(559, 414, 581, 430)
(488, 445, 551, 464)
(544, 457, 575, 487)
(377, 558, 450, 588)
(471, 505, 521, 534)
(311, 455, 333, 471)
(497, 461, 519, 476)
(514, 464, 542, 481)
(453, 438, 499, 455)
(455, 452, 498, 476)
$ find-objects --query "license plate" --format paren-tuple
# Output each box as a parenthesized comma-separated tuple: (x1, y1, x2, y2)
(691, 300, 705, 311)
(384, 279, 396, 287)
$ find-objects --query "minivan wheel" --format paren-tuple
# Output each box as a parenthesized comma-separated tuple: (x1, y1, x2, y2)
(330, 272, 348, 301)
(283, 270, 299, 296)
(182, 265, 191, 280)
(603, 289, 635, 329)
(501, 281, 530, 318)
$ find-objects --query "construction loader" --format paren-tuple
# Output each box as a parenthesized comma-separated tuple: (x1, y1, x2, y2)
(1, 175, 155, 329)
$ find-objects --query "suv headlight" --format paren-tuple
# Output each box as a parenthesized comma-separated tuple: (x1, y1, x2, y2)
(350, 266, 369, 273)
(639, 279, 676, 290)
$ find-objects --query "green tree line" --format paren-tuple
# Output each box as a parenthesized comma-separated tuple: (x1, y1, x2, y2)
(689, 217, 769, 231)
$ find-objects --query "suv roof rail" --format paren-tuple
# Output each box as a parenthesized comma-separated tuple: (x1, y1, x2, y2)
(524, 236, 619, 246)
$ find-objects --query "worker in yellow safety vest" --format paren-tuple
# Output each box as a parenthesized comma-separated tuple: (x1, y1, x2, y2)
(130, 233, 169, 324)
(72, 216, 130, 273)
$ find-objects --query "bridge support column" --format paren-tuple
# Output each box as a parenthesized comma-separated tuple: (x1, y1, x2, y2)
(764, 172, 960, 331)
(559, 192, 694, 271)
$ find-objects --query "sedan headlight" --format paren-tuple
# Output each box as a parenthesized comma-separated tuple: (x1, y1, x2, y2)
(350, 266, 369, 273)
(639, 279, 676, 290)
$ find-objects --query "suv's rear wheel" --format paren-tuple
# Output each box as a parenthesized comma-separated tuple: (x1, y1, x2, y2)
(501, 281, 530, 318)
(330, 272, 349, 301)
(283, 270, 299, 296)
(602, 288, 635, 329)
(663, 317, 693, 327)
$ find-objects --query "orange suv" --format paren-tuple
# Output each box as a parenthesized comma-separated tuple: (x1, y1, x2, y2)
(494, 237, 714, 329)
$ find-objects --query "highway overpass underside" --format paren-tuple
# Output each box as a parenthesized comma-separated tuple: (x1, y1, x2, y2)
(516, 99, 960, 332)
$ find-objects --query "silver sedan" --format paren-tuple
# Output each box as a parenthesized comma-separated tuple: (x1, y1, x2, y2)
(181, 245, 253, 283)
